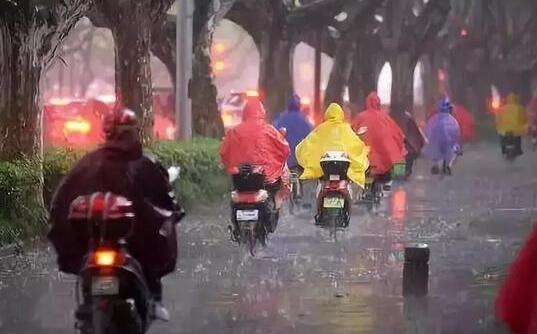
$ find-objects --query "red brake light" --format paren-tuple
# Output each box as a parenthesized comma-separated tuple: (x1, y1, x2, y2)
(64, 118, 91, 134)
(94, 249, 121, 266)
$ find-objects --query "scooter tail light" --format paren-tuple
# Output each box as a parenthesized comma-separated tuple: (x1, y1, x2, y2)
(231, 190, 268, 204)
(93, 249, 123, 267)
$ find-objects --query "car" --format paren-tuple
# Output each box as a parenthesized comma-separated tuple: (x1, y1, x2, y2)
(43, 98, 109, 148)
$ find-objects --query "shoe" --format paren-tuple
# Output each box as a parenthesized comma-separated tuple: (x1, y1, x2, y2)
(431, 166, 440, 175)
(154, 302, 170, 322)
(445, 166, 452, 176)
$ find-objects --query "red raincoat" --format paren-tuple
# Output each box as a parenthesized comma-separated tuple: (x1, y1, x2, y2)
(496, 224, 537, 334)
(220, 99, 290, 185)
(351, 92, 406, 175)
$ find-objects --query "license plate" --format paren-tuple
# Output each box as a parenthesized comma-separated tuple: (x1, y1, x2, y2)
(323, 197, 345, 208)
(236, 209, 259, 221)
(329, 175, 340, 181)
(91, 276, 119, 296)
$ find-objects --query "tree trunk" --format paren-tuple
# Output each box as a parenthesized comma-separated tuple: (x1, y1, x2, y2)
(349, 46, 383, 114)
(421, 54, 440, 110)
(258, 38, 296, 119)
(191, 25, 224, 137)
(447, 51, 475, 108)
(459, 66, 492, 117)
(390, 52, 415, 123)
(0, 28, 42, 161)
(494, 71, 532, 105)
(324, 37, 356, 110)
(112, 22, 153, 143)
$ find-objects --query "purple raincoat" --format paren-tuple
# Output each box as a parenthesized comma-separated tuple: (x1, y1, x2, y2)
(424, 112, 461, 162)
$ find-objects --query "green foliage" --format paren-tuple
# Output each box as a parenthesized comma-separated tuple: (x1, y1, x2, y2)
(0, 160, 46, 246)
(43, 147, 87, 205)
(148, 138, 228, 207)
(0, 139, 226, 246)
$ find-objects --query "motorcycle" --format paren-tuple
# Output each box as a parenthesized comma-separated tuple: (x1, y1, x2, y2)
(314, 151, 351, 232)
(229, 164, 277, 255)
(529, 126, 537, 151)
(71, 167, 182, 334)
(359, 169, 383, 211)
(288, 167, 302, 214)
(70, 193, 154, 334)
(503, 132, 520, 162)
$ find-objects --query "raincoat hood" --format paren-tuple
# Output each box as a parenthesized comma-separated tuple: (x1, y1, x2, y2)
(366, 92, 381, 111)
(287, 94, 301, 112)
(296, 103, 369, 187)
(242, 99, 266, 122)
(324, 103, 345, 122)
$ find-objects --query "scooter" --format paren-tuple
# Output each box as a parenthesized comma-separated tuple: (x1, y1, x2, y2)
(229, 164, 277, 255)
(314, 151, 351, 232)
(359, 168, 383, 211)
(71, 193, 155, 334)
(529, 126, 537, 151)
(503, 132, 520, 162)
(72, 167, 182, 334)
(288, 167, 302, 214)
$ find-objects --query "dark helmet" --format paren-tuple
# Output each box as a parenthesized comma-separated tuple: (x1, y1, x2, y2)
(103, 108, 138, 140)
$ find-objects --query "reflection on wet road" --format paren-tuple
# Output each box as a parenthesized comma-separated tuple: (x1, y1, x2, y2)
(1, 143, 537, 333)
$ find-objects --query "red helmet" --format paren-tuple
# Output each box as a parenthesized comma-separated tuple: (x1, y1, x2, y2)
(103, 108, 138, 139)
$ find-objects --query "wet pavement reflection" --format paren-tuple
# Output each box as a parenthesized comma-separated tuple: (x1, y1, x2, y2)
(1, 143, 537, 333)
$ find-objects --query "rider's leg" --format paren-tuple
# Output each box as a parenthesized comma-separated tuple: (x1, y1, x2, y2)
(500, 135, 506, 155)
(516, 136, 523, 155)
(431, 160, 441, 174)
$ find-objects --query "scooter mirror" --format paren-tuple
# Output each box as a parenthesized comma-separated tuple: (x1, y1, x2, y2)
(168, 166, 181, 183)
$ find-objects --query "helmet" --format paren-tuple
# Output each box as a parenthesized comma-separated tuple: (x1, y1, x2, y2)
(103, 108, 138, 139)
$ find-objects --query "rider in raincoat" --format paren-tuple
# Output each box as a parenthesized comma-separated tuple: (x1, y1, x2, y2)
(423, 97, 461, 175)
(220, 98, 290, 229)
(400, 111, 426, 178)
(428, 103, 475, 143)
(296, 103, 369, 188)
(273, 94, 313, 169)
(496, 93, 527, 156)
(351, 92, 405, 182)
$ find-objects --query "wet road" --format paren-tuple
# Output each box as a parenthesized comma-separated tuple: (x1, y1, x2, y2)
(1, 143, 537, 333)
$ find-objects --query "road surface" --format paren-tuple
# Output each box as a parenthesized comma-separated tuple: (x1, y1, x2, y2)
(1, 142, 537, 334)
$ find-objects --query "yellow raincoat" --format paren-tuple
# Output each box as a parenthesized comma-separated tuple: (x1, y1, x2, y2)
(296, 103, 369, 187)
(496, 93, 528, 136)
